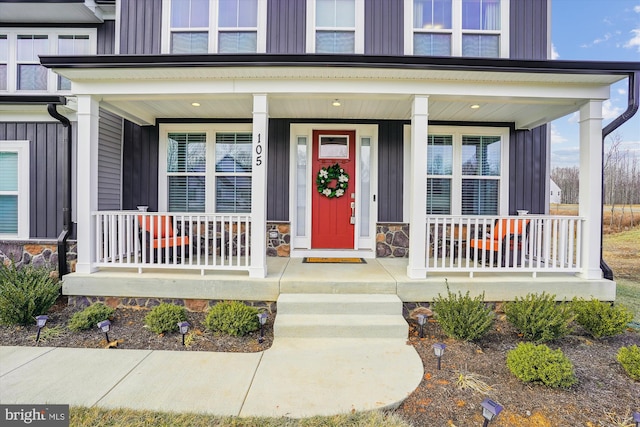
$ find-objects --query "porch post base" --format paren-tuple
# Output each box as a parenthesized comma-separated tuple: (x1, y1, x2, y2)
(577, 269, 604, 280)
(75, 262, 98, 274)
(249, 266, 267, 278)
(406, 266, 427, 279)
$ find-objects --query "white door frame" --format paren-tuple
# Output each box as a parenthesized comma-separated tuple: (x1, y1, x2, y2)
(289, 123, 378, 258)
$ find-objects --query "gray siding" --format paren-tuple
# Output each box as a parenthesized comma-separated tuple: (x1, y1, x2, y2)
(121, 121, 159, 210)
(377, 121, 405, 222)
(119, 0, 162, 54)
(0, 122, 70, 239)
(97, 20, 116, 55)
(98, 109, 123, 210)
(267, 0, 306, 54)
(509, 125, 547, 214)
(510, 0, 549, 60)
(365, 0, 404, 55)
(267, 119, 291, 221)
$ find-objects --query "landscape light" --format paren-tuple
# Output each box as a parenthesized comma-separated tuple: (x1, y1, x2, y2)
(177, 321, 190, 346)
(480, 398, 503, 427)
(432, 343, 446, 370)
(35, 315, 48, 344)
(417, 314, 426, 338)
(97, 320, 111, 342)
(257, 312, 268, 343)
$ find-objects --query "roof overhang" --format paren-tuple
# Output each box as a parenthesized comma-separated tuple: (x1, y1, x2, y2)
(0, 0, 115, 23)
(38, 54, 639, 128)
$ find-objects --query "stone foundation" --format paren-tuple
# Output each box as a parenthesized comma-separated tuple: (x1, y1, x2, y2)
(0, 240, 77, 273)
(266, 222, 290, 257)
(67, 295, 276, 313)
(376, 224, 410, 257)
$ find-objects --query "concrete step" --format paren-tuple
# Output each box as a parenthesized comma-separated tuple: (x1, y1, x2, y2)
(274, 314, 409, 339)
(276, 293, 402, 315)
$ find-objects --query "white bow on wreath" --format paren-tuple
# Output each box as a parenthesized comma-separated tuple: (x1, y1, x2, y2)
(316, 163, 349, 198)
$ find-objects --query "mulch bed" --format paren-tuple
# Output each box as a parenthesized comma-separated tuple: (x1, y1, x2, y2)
(1, 297, 639, 427)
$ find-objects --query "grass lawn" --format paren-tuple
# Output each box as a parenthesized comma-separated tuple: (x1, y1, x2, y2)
(603, 227, 640, 321)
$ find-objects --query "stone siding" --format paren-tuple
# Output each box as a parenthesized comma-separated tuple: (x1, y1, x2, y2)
(0, 240, 77, 272)
(266, 222, 290, 257)
(376, 224, 410, 257)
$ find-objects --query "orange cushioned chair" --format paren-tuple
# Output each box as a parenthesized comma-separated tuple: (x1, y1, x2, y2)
(469, 218, 529, 266)
(138, 215, 190, 263)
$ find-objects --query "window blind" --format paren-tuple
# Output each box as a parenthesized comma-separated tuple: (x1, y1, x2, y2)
(215, 132, 252, 213)
(0, 152, 18, 234)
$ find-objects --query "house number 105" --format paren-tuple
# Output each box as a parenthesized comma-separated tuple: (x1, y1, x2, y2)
(255, 134, 263, 166)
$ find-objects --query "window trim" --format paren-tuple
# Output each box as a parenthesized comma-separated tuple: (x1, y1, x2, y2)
(424, 126, 509, 216)
(404, 0, 510, 57)
(0, 140, 30, 239)
(306, 0, 365, 54)
(159, 123, 253, 213)
(161, 0, 267, 54)
(0, 28, 96, 94)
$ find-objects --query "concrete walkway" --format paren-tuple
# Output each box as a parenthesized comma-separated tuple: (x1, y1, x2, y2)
(0, 338, 423, 418)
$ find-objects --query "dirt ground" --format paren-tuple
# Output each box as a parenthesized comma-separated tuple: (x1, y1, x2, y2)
(2, 298, 638, 427)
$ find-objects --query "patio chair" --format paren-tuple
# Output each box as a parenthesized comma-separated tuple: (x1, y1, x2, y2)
(469, 218, 529, 266)
(137, 215, 190, 263)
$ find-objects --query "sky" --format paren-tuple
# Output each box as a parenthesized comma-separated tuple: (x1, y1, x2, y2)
(550, 0, 640, 168)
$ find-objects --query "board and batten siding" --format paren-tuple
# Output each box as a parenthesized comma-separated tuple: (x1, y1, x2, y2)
(0, 122, 74, 239)
(509, 0, 549, 60)
(377, 121, 405, 222)
(98, 109, 123, 210)
(365, 0, 404, 55)
(121, 121, 159, 211)
(509, 126, 548, 214)
(119, 0, 162, 54)
(267, 119, 291, 221)
(266, 0, 306, 54)
(97, 20, 116, 55)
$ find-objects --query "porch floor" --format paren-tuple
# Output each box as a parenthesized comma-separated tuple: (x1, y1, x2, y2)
(63, 258, 617, 302)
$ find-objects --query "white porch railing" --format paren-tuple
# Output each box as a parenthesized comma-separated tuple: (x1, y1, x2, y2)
(94, 211, 252, 274)
(426, 215, 584, 277)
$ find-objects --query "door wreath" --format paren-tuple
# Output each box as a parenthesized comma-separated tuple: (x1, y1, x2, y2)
(316, 163, 349, 198)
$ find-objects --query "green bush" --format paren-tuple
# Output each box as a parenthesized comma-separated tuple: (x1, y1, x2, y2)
(572, 298, 633, 338)
(68, 303, 115, 331)
(617, 345, 640, 381)
(506, 342, 577, 388)
(504, 292, 573, 343)
(144, 303, 187, 334)
(204, 301, 259, 337)
(432, 285, 494, 341)
(0, 263, 61, 325)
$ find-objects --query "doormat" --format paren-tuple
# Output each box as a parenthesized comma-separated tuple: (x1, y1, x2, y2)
(303, 257, 367, 264)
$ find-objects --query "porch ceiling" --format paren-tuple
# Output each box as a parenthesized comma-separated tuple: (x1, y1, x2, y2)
(44, 56, 630, 128)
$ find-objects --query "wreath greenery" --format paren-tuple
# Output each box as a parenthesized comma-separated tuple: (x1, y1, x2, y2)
(316, 163, 349, 198)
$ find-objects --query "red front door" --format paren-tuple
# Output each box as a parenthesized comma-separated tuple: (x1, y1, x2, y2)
(311, 130, 356, 249)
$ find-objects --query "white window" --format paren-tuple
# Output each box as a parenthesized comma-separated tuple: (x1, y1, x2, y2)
(162, 0, 267, 53)
(159, 124, 252, 213)
(306, 0, 364, 53)
(0, 141, 30, 239)
(426, 127, 509, 215)
(405, 0, 509, 57)
(0, 28, 95, 93)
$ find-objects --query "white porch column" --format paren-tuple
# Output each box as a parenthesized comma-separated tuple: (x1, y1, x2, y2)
(75, 95, 100, 274)
(407, 95, 429, 279)
(578, 100, 604, 280)
(249, 94, 268, 278)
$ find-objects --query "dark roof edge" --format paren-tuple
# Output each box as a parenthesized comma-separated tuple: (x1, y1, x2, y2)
(0, 95, 66, 105)
(39, 53, 640, 74)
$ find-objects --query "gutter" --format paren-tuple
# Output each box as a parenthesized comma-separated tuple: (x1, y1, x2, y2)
(46, 102, 73, 278)
(600, 72, 639, 280)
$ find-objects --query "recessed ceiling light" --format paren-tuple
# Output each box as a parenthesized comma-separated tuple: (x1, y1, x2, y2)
(470, 104, 480, 109)
(191, 102, 201, 107)
(332, 99, 341, 107)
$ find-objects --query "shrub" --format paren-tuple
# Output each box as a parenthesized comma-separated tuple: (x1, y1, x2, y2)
(617, 345, 640, 381)
(68, 303, 115, 331)
(204, 301, 259, 337)
(504, 292, 573, 343)
(144, 303, 187, 334)
(0, 263, 61, 325)
(432, 285, 494, 341)
(506, 342, 577, 388)
(572, 298, 633, 338)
